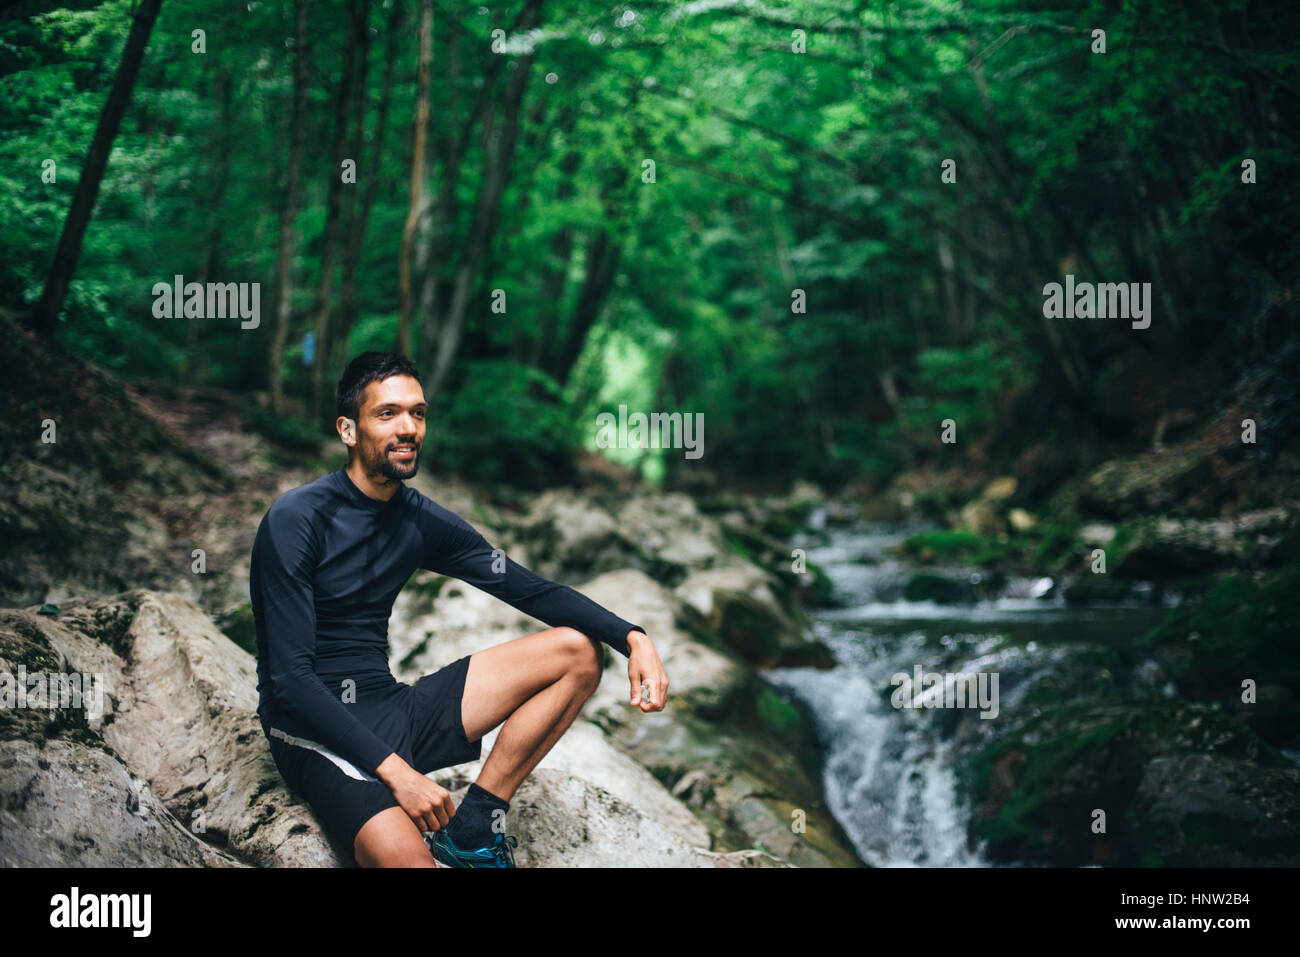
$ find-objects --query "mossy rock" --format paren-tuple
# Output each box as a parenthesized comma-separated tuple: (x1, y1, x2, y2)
(894, 530, 1019, 568)
(0, 611, 114, 756)
(217, 603, 257, 655)
(903, 573, 975, 605)
(1061, 579, 1139, 604)
(1141, 562, 1300, 720)
(709, 589, 834, 669)
(954, 698, 1294, 866)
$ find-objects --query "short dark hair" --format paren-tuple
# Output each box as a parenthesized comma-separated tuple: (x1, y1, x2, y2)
(335, 351, 423, 424)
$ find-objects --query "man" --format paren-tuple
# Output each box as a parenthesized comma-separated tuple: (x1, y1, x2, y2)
(250, 351, 669, 867)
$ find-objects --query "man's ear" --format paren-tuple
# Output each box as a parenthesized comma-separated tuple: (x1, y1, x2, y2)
(341, 417, 356, 446)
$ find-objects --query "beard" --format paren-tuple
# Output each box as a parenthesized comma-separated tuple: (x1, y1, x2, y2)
(368, 442, 420, 481)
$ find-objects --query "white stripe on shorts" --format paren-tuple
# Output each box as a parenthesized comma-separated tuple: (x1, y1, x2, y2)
(268, 726, 380, 782)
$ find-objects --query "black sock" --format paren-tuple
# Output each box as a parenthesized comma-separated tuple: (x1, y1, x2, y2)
(445, 782, 510, 848)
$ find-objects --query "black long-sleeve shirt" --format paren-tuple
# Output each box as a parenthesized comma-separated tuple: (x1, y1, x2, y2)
(249, 466, 645, 776)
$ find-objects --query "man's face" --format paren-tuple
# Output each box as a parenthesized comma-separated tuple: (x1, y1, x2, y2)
(344, 374, 427, 480)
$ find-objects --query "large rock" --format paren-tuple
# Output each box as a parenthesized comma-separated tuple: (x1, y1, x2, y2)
(391, 569, 863, 866)
(1129, 753, 1300, 866)
(956, 694, 1300, 867)
(572, 572, 862, 866)
(613, 493, 733, 571)
(3, 590, 794, 868)
(0, 738, 243, 867)
(516, 489, 741, 589)
(1113, 509, 1290, 578)
(675, 566, 834, 669)
(1, 594, 342, 867)
(474, 770, 789, 867)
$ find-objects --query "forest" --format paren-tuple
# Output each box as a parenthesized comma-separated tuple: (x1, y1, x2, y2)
(3, 0, 1294, 491)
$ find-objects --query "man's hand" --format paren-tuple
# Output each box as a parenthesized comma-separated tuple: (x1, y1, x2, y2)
(627, 630, 669, 712)
(376, 753, 456, 833)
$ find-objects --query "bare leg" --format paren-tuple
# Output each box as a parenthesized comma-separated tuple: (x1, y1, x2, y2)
(354, 806, 437, 867)
(457, 626, 603, 801)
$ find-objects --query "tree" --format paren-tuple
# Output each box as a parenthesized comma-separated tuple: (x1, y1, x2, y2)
(29, 0, 165, 339)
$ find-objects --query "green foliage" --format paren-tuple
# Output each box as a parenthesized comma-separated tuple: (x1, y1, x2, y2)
(2, 0, 1295, 490)
(896, 530, 1017, 567)
(755, 685, 804, 736)
(432, 361, 580, 488)
(240, 404, 323, 454)
(1142, 560, 1300, 695)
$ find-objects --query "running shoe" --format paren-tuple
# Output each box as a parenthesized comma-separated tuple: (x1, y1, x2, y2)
(429, 829, 519, 868)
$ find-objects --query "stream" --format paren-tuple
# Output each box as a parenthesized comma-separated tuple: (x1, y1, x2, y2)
(764, 510, 1172, 867)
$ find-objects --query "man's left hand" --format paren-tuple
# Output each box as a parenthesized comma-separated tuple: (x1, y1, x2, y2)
(627, 630, 669, 712)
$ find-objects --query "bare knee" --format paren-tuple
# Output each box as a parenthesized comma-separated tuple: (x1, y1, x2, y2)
(555, 627, 602, 694)
(354, 807, 437, 868)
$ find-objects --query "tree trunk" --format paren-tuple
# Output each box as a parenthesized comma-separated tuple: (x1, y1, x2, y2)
(269, 0, 310, 415)
(421, 0, 544, 402)
(29, 0, 165, 338)
(187, 62, 234, 378)
(415, 1, 524, 376)
(398, 0, 433, 359)
(936, 230, 961, 342)
(337, 0, 393, 376)
(550, 227, 623, 386)
(311, 0, 361, 424)
(526, 121, 581, 368)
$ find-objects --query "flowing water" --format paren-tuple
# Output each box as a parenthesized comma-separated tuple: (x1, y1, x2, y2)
(764, 511, 1172, 867)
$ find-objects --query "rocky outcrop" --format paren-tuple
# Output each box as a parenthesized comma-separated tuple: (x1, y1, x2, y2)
(1111, 509, 1291, 578)
(0, 594, 343, 867)
(1128, 753, 1300, 866)
(390, 568, 861, 867)
(2, 565, 855, 867)
(0, 738, 244, 867)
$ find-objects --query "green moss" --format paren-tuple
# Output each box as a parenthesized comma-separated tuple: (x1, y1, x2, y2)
(1032, 515, 1082, 567)
(756, 686, 803, 735)
(1142, 561, 1300, 698)
(956, 698, 1295, 861)
(1106, 520, 1139, 568)
(218, 603, 257, 655)
(895, 530, 1018, 567)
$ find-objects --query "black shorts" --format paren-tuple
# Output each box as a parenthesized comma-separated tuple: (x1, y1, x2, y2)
(262, 654, 481, 861)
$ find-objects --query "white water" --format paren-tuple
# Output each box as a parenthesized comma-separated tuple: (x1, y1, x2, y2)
(765, 513, 1167, 867)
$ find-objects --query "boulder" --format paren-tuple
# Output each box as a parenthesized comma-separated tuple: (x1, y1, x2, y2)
(959, 499, 1005, 536)
(2, 589, 811, 868)
(981, 477, 1018, 501)
(478, 770, 790, 867)
(392, 569, 862, 866)
(675, 567, 833, 669)
(1, 594, 343, 867)
(1129, 753, 1300, 866)
(0, 738, 244, 867)
(1113, 509, 1290, 578)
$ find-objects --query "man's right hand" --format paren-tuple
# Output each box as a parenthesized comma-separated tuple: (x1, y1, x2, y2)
(376, 753, 456, 832)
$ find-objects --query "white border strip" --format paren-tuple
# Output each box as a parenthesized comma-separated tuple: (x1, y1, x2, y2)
(268, 726, 380, 782)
